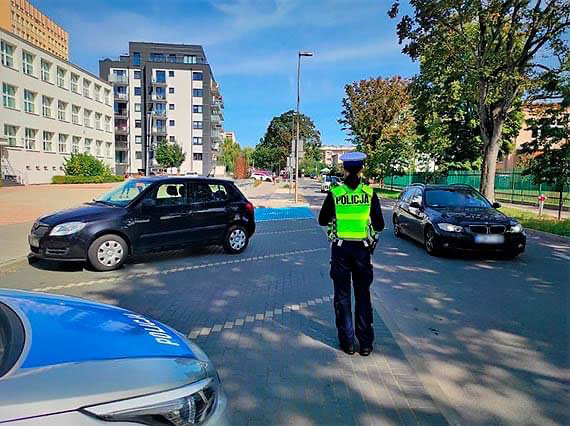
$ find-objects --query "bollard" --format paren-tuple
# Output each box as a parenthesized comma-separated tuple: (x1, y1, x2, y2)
(538, 194, 546, 217)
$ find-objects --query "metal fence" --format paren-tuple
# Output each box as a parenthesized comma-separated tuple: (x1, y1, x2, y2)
(382, 170, 570, 209)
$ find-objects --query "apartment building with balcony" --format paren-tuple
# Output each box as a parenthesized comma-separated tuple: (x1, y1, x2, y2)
(0, 27, 114, 184)
(320, 145, 355, 166)
(0, 0, 69, 60)
(99, 42, 224, 176)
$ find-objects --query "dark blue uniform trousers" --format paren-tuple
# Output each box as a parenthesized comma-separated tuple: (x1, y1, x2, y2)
(330, 241, 374, 348)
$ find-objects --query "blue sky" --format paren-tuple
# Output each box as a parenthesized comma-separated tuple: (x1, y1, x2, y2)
(35, 0, 418, 147)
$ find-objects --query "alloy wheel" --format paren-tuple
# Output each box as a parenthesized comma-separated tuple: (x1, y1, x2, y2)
(97, 240, 124, 267)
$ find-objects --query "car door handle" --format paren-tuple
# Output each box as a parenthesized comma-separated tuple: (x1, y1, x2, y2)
(160, 213, 183, 220)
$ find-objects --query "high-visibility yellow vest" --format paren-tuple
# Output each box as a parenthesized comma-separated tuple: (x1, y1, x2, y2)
(330, 183, 374, 241)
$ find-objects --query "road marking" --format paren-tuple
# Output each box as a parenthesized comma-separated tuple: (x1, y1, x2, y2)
(553, 251, 570, 260)
(31, 247, 328, 293)
(255, 228, 321, 236)
(187, 292, 335, 339)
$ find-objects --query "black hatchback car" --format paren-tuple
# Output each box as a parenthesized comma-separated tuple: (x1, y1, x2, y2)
(392, 184, 526, 257)
(28, 177, 255, 271)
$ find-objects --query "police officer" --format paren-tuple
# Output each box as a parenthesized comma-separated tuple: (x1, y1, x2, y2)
(318, 152, 384, 356)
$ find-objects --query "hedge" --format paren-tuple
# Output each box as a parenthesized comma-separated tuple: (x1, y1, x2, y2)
(52, 175, 125, 184)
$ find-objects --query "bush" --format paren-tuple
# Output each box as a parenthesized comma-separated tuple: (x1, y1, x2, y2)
(63, 153, 112, 177)
(52, 175, 125, 184)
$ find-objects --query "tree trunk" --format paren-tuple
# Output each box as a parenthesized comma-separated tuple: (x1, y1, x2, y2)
(558, 190, 563, 221)
(479, 117, 504, 202)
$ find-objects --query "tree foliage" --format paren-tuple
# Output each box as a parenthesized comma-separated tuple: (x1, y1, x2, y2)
(63, 153, 112, 177)
(253, 110, 321, 171)
(389, 0, 570, 200)
(155, 142, 186, 172)
(220, 137, 241, 174)
(338, 77, 417, 180)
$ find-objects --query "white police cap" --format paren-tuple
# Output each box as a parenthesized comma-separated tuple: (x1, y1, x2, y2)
(340, 151, 366, 168)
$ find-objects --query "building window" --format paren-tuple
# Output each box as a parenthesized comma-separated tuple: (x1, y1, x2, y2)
(84, 138, 92, 154)
(168, 87, 175, 94)
(193, 105, 203, 113)
(168, 70, 175, 77)
(134, 87, 141, 96)
(72, 136, 81, 153)
(133, 52, 140, 65)
(41, 60, 51, 82)
(41, 95, 52, 117)
(105, 116, 111, 132)
(135, 151, 142, 160)
(134, 103, 141, 112)
(2, 83, 16, 109)
(192, 72, 203, 81)
(95, 113, 102, 130)
(155, 70, 166, 83)
(71, 73, 79, 93)
(105, 142, 112, 158)
(104, 88, 110, 104)
(72, 105, 80, 124)
(169, 120, 175, 126)
(193, 153, 203, 161)
(56, 66, 66, 87)
(43, 131, 53, 151)
(193, 137, 202, 145)
(58, 100, 67, 121)
(23, 89, 36, 113)
(192, 89, 203, 97)
(1, 40, 15, 68)
(169, 103, 175, 110)
(24, 128, 37, 150)
(135, 119, 141, 128)
(22, 50, 34, 75)
(58, 134, 68, 153)
(150, 53, 165, 62)
(135, 135, 141, 144)
(183, 55, 196, 64)
(134, 70, 141, 79)
(83, 109, 91, 127)
(94, 85, 101, 102)
(96, 140, 103, 156)
(4, 124, 17, 146)
(169, 136, 176, 142)
(193, 121, 203, 129)
(168, 54, 176, 64)
(83, 79, 91, 98)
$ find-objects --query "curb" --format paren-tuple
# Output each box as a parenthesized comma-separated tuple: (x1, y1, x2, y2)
(0, 255, 29, 274)
(525, 228, 570, 244)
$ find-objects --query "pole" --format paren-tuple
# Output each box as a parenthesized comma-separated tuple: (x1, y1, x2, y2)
(146, 111, 152, 176)
(295, 53, 301, 203)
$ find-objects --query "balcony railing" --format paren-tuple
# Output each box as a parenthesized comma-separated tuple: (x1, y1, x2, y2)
(115, 127, 128, 134)
(151, 78, 167, 86)
(115, 141, 128, 150)
(152, 127, 167, 135)
(114, 111, 128, 119)
(211, 114, 222, 125)
(152, 110, 167, 118)
(151, 94, 167, 102)
(109, 74, 129, 84)
(114, 92, 128, 101)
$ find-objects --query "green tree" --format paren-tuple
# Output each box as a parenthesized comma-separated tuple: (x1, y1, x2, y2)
(521, 73, 570, 220)
(63, 153, 111, 177)
(155, 142, 186, 173)
(220, 137, 241, 174)
(254, 110, 322, 171)
(338, 76, 417, 182)
(389, 0, 570, 200)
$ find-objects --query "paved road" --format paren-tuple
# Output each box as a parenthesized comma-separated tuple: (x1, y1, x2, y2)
(302, 179, 569, 426)
(0, 183, 446, 426)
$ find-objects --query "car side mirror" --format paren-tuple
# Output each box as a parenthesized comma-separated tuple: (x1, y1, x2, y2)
(492, 202, 501, 209)
(141, 198, 155, 210)
(410, 201, 422, 209)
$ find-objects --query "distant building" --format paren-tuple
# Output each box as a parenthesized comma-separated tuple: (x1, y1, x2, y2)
(99, 42, 224, 176)
(0, 0, 69, 60)
(223, 131, 238, 145)
(320, 145, 355, 166)
(1, 27, 114, 184)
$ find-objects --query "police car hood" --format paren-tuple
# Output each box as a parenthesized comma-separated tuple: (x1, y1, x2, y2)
(0, 290, 208, 421)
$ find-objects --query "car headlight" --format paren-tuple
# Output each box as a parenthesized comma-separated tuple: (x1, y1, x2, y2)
(50, 221, 86, 236)
(83, 376, 218, 425)
(437, 223, 463, 232)
(507, 223, 523, 233)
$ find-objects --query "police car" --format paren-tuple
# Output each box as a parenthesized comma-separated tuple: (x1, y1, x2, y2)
(0, 289, 229, 425)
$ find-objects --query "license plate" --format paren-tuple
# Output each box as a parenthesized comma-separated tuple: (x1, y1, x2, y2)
(475, 234, 504, 244)
(29, 235, 40, 248)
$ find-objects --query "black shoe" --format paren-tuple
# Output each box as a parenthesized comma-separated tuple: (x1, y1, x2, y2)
(339, 342, 355, 355)
(359, 346, 373, 356)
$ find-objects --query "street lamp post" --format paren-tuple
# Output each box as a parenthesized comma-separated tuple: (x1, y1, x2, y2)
(295, 50, 313, 203)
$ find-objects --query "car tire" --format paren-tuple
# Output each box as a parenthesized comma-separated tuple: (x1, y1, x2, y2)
(393, 215, 402, 238)
(88, 234, 128, 271)
(424, 226, 441, 256)
(505, 250, 522, 259)
(223, 225, 249, 254)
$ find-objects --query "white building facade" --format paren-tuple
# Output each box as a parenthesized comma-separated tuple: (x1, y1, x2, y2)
(0, 28, 114, 185)
(320, 145, 355, 167)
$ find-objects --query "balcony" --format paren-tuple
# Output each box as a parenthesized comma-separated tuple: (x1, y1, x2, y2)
(211, 114, 223, 125)
(109, 74, 128, 84)
(212, 131, 223, 143)
(152, 127, 167, 136)
(151, 94, 167, 103)
(114, 92, 128, 101)
(114, 110, 128, 119)
(151, 78, 167, 87)
(152, 110, 167, 118)
(115, 127, 128, 135)
(115, 141, 128, 150)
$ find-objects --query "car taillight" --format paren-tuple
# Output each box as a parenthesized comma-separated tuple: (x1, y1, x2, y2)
(245, 201, 254, 216)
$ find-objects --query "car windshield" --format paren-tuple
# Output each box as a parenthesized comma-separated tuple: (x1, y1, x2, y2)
(331, 177, 341, 183)
(425, 189, 491, 208)
(96, 180, 152, 207)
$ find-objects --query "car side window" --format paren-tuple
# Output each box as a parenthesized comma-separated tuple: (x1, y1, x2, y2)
(401, 188, 414, 202)
(410, 189, 423, 206)
(208, 184, 229, 202)
(154, 183, 186, 206)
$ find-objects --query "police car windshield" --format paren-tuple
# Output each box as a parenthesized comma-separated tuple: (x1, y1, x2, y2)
(425, 189, 491, 208)
(96, 180, 152, 207)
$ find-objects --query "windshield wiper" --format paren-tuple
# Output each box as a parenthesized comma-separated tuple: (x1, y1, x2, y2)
(92, 199, 116, 207)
